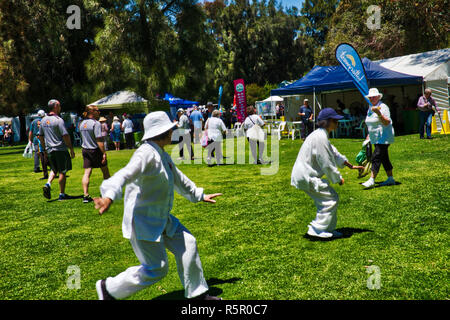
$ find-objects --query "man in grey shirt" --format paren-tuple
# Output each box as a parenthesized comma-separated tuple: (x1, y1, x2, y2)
(39, 99, 75, 201)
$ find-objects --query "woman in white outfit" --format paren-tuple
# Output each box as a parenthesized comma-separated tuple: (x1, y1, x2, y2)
(243, 106, 269, 164)
(204, 110, 227, 166)
(93, 111, 222, 300)
(291, 108, 363, 239)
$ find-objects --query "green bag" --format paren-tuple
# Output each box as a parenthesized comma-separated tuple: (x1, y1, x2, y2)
(356, 149, 367, 165)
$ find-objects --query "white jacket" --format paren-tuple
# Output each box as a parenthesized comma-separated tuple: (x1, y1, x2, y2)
(100, 141, 204, 241)
(291, 128, 347, 192)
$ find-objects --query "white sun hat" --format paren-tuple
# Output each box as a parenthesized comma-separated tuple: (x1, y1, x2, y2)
(366, 88, 383, 99)
(142, 111, 177, 141)
(37, 110, 45, 117)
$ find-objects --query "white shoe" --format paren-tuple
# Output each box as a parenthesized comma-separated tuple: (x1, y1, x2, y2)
(379, 177, 395, 186)
(362, 178, 375, 188)
(307, 225, 333, 238)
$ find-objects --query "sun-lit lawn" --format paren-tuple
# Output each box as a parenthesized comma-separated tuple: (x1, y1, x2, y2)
(0, 133, 448, 300)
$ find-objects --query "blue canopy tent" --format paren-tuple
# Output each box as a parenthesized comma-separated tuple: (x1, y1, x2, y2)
(271, 58, 423, 127)
(164, 93, 199, 120)
(271, 58, 423, 96)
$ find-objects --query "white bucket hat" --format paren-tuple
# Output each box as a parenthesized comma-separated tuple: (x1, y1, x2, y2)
(142, 111, 177, 141)
(366, 88, 383, 99)
(37, 110, 45, 117)
(177, 108, 184, 114)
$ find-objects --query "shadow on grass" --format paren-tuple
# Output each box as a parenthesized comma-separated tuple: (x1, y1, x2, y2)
(359, 181, 402, 190)
(303, 227, 373, 242)
(151, 277, 241, 300)
(47, 194, 84, 203)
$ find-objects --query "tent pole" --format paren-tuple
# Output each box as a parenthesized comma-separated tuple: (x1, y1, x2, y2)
(313, 87, 316, 131)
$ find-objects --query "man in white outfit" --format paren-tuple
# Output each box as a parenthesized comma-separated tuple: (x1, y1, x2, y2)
(291, 108, 363, 239)
(93, 111, 222, 300)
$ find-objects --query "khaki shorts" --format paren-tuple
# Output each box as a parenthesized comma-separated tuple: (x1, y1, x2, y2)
(48, 150, 72, 174)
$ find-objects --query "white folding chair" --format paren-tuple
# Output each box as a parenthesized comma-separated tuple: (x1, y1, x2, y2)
(272, 121, 287, 140)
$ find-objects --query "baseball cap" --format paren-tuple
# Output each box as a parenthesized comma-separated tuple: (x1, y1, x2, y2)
(317, 108, 344, 121)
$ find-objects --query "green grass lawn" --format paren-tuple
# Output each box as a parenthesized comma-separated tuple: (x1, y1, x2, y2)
(0, 133, 448, 300)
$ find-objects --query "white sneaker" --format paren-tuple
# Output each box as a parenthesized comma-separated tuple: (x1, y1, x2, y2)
(307, 225, 333, 238)
(379, 177, 395, 186)
(362, 178, 375, 188)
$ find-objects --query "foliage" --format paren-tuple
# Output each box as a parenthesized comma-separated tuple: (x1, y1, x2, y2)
(316, 0, 450, 65)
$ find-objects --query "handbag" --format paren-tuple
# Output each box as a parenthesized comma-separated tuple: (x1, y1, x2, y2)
(246, 116, 265, 142)
(23, 141, 33, 158)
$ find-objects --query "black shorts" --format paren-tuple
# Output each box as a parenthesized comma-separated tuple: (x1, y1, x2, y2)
(82, 148, 106, 169)
(48, 150, 72, 174)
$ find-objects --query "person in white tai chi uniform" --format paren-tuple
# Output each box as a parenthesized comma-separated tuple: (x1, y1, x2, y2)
(291, 108, 363, 239)
(93, 111, 222, 300)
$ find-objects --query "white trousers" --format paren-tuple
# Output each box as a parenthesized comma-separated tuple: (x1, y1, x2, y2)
(304, 179, 339, 232)
(105, 223, 209, 299)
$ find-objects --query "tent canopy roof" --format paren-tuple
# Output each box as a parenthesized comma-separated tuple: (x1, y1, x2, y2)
(262, 96, 284, 102)
(271, 57, 423, 96)
(376, 48, 450, 81)
(90, 91, 147, 109)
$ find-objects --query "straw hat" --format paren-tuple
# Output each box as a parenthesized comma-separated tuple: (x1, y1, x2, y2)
(99, 117, 107, 122)
(142, 111, 177, 141)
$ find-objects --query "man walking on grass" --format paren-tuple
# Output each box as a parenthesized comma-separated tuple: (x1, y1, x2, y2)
(39, 99, 75, 201)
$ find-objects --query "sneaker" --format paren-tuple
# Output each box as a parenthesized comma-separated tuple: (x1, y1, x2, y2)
(58, 193, 71, 201)
(83, 195, 93, 203)
(307, 225, 333, 239)
(362, 178, 375, 189)
(43, 185, 51, 199)
(379, 177, 395, 186)
(96, 279, 115, 300)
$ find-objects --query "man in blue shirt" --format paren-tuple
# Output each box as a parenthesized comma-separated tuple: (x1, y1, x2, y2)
(298, 99, 314, 140)
(29, 110, 45, 172)
(189, 105, 204, 144)
(0, 123, 4, 147)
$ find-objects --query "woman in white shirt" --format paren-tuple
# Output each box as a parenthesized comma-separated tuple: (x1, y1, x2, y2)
(122, 114, 135, 149)
(93, 111, 222, 300)
(243, 106, 268, 164)
(204, 110, 227, 166)
(291, 108, 362, 239)
(361, 88, 395, 189)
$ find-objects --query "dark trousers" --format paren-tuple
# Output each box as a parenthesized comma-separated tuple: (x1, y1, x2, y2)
(38, 151, 49, 177)
(301, 120, 313, 139)
(371, 144, 393, 174)
(419, 111, 433, 138)
(125, 132, 135, 149)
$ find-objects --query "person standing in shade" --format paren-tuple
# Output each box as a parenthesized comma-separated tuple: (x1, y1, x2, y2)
(417, 88, 440, 139)
(361, 88, 396, 189)
(298, 99, 314, 140)
(39, 99, 76, 201)
(93, 111, 222, 301)
(176, 108, 194, 160)
(110, 116, 122, 151)
(29, 110, 45, 173)
(291, 108, 363, 239)
(79, 105, 111, 203)
(122, 114, 135, 149)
